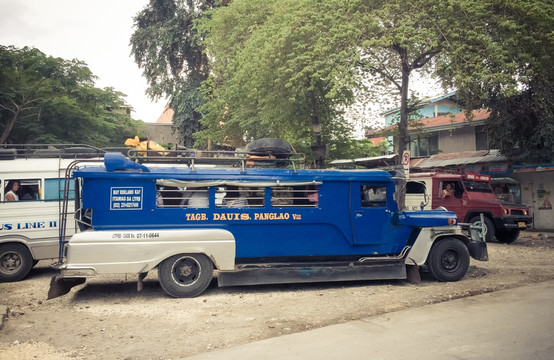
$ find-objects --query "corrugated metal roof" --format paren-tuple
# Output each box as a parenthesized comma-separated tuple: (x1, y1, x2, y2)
(412, 150, 507, 169)
(330, 154, 397, 168)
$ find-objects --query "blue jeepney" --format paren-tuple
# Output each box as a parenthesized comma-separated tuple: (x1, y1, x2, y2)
(49, 153, 487, 298)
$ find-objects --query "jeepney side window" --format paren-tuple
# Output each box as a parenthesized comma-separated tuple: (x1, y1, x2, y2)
(215, 186, 265, 208)
(44, 178, 75, 200)
(156, 185, 209, 208)
(182, 187, 209, 208)
(361, 185, 387, 207)
(3, 179, 41, 201)
(271, 185, 318, 207)
(156, 186, 184, 208)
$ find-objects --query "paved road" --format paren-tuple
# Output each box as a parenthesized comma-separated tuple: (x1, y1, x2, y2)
(184, 280, 554, 360)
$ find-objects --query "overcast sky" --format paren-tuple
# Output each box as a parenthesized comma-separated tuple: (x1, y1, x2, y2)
(0, 0, 164, 123)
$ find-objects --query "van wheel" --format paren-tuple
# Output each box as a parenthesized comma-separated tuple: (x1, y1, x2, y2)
(495, 229, 520, 244)
(427, 238, 470, 282)
(0, 244, 33, 282)
(158, 254, 213, 298)
(469, 216, 495, 242)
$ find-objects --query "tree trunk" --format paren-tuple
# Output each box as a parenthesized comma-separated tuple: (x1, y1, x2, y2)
(396, 56, 412, 211)
(309, 91, 325, 169)
(0, 108, 20, 144)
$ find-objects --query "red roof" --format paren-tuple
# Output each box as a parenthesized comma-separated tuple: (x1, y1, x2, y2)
(156, 106, 174, 124)
(369, 109, 490, 136)
(370, 137, 385, 146)
(409, 109, 489, 130)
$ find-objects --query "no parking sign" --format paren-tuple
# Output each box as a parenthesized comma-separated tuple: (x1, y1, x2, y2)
(402, 151, 410, 176)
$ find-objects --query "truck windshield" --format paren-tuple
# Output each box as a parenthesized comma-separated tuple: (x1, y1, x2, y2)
(463, 180, 493, 193)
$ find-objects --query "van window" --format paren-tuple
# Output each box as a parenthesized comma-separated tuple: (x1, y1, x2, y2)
(463, 180, 492, 193)
(3, 179, 40, 201)
(361, 185, 387, 207)
(44, 178, 75, 200)
(406, 181, 426, 194)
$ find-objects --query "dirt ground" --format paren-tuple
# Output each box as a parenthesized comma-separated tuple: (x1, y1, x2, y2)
(1, 231, 554, 360)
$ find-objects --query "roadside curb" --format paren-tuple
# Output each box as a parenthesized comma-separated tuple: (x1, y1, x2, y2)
(0, 304, 7, 330)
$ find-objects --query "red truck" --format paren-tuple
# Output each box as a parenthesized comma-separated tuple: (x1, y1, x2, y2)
(406, 172, 532, 243)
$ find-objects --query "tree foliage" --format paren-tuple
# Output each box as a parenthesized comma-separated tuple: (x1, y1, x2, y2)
(0, 45, 142, 146)
(199, 0, 362, 166)
(198, 0, 465, 165)
(131, 0, 553, 163)
(435, 0, 554, 161)
(131, 0, 227, 147)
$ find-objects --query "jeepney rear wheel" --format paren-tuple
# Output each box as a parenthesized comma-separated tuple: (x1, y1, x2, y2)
(495, 229, 520, 244)
(427, 238, 470, 282)
(158, 254, 214, 298)
(0, 243, 33, 282)
(469, 216, 495, 242)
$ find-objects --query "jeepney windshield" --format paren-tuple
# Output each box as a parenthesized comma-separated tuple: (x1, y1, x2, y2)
(463, 180, 493, 193)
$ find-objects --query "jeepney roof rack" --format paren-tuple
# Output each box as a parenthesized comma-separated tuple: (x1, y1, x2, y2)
(0, 144, 106, 160)
(127, 148, 306, 171)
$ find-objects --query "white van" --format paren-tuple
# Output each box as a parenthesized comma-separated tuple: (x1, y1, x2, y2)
(0, 145, 104, 281)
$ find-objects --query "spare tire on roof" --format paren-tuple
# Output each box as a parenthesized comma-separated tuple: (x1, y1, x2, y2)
(246, 138, 293, 159)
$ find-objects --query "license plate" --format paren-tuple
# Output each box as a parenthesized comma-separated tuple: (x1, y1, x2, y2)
(518, 222, 526, 228)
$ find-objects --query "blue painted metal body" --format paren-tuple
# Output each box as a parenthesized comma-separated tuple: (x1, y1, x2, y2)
(73, 154, 457, 260)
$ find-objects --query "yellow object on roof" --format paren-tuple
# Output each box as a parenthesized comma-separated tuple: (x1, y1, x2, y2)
(125, 136, 166, 151)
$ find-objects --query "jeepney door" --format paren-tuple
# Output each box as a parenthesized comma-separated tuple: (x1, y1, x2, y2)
(350, 183, 391, 245)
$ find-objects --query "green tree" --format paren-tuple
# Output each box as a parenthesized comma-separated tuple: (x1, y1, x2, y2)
(199, 0, 359, 167)
(0, 45, 142, 146)
(130, 0, 227, 147)
(0, 45, 92, 143)
(436, 0, 554, 161)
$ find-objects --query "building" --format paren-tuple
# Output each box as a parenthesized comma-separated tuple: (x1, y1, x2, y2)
(141, 106, 181, 148)
(381, 91, 463, 127)
(365, 93, 553, 230)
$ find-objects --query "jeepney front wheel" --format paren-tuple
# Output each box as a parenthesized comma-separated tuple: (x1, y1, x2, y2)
(0, 243, 33, 282)
(158, 254, 214, 298)
(427, 238, 470, 282)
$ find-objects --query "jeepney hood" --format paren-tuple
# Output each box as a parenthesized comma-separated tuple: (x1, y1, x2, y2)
(401, 210, 457, 227)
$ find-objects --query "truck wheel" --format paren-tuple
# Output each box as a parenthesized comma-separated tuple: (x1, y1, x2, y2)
(158, 254, 214, 298)
(469, 216, 495, 242)
(0, 243, 33, 282)
(495, 229, 520, 244)
(427, 238, 470, 282)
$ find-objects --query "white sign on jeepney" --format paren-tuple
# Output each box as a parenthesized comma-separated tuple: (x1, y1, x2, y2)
(110, 187, 143, 210)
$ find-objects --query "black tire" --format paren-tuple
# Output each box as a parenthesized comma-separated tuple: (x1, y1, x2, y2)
(495, 229, 520, 244)
(469, 216, 495, 242)
(246, 138, 293, 158)
(427, 238, 470, 282)
(0, 243, 33, 282)
(158, 254, 213, 298)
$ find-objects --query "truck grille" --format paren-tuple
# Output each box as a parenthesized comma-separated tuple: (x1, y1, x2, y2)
(511, 209, 524, 216)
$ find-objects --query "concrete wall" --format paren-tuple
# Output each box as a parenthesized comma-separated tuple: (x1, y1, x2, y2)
(142, 123, 181, 148)
(510, 171, 554, 231)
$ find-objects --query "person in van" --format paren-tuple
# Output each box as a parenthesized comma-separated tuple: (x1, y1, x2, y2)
(441, 183, 454, 198)
(5, 180, 20, 201)
(223, 186, 248, 208)
(20, 185, 36, 200)
(186, 187, 209, 208)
